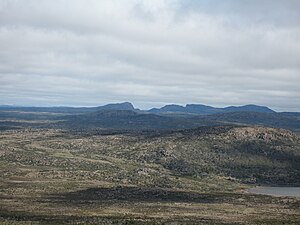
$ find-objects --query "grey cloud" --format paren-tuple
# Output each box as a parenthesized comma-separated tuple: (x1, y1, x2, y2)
(177, 0, 300, 28)
(0, 0, 299, 111)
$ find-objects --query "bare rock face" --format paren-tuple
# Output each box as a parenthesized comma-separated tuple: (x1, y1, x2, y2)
(228, 126, 298, 143)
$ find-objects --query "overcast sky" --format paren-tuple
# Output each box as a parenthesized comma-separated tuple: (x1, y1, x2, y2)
(0, 0, 300, 111)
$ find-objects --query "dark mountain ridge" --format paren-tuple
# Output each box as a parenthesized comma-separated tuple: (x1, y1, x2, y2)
(61, 109, 222, 131)
(0, 102, 275, 115)
(1, 102, 300, 132)
(149, 104, 275, 115)
(58, 110, 300, 132)
(0, 102, 136, 114)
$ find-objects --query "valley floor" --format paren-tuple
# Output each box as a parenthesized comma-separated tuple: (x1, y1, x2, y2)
(0, 128, 299, 224)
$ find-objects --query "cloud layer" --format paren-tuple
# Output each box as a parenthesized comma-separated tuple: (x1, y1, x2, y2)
(0, 0, 299, 111)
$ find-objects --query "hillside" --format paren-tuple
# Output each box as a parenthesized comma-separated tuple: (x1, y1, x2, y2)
(60, 110, 222, 131)
(204, 111, 300, 132)
(59, 110, 300, 133)
(0, 125, 299, 224)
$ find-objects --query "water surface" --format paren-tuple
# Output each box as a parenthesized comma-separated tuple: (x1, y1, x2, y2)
(248, 187, 300, 197)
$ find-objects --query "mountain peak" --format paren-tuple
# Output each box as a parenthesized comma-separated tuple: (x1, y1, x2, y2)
(97, 102, 135, 111)
(224, 104, 275, 113)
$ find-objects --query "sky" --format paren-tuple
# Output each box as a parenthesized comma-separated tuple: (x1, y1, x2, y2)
(0, 0, 300, 111)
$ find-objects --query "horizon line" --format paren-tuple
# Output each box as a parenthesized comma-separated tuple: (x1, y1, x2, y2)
(0, 102, 292, 113)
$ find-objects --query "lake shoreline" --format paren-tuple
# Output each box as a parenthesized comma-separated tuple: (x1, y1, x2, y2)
(247, 186, 300, 197)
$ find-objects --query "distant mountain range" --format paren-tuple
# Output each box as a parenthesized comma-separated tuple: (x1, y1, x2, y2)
(148, 104, 275, 114)
(1, 102, 300, 132)
(0, 102, 275, 114)
(59, 109, 300, 132)
(0, 102, 135, 113)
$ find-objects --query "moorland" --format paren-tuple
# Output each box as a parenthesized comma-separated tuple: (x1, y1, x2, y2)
(0, 103, 299, 224)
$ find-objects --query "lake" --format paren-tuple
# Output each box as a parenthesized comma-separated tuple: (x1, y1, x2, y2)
(248, 186, 300, 197)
